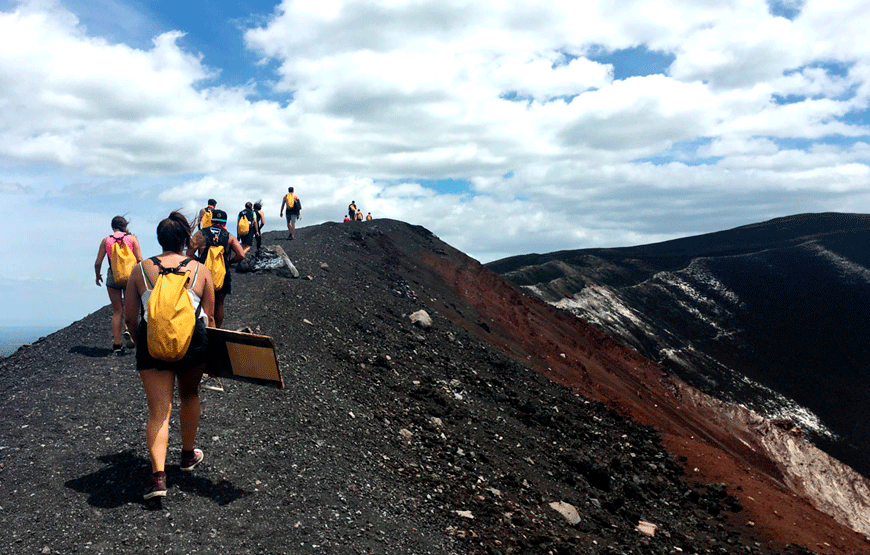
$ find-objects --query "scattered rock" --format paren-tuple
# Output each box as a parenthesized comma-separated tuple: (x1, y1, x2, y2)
(409, 309, 432, 329)
(549, 501, 581, 525)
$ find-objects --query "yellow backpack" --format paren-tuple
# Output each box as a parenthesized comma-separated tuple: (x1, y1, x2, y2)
(238, 213, 250, 236)
(202, 229, 228, 290)
(201, 207, 213, 229)
(145, 257, 199, 362)
(285, 193, 295, 210)
(109, 233, 136, 287)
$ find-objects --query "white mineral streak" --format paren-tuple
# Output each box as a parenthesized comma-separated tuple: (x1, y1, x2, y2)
(682, 387, 870, 539)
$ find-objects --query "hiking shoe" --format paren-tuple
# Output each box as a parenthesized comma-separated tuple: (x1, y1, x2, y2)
(180, 448, 204, 471)
(122, 330, 135, 349)
(143, 471, 167, 500)
(201, 375, 224, 392)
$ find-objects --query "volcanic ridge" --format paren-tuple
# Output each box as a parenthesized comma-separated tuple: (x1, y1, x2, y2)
(1, 218, 868, 555)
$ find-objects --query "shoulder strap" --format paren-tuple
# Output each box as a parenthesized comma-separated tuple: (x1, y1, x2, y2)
(140, 261, 153, 289)
(151, 256, 193, 275)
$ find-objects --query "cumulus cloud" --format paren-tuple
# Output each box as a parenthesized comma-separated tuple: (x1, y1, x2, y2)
(1, 0, 869, 325)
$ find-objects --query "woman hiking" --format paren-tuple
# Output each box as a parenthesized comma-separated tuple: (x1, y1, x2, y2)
(124, 211, 216, 500)
(94, 216, 143, 356)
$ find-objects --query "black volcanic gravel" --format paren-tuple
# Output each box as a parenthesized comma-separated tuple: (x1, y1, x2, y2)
(0, 220, 818, 554)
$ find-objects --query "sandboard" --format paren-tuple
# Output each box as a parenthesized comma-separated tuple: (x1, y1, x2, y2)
(206, 328, 284, 389)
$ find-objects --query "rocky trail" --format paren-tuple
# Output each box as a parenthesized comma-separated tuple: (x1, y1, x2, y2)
(1, 220, 867, 554)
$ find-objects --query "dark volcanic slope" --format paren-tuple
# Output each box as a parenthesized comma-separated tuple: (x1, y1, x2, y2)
(1, 219, 867, 554)
(489, 213, 870, 479)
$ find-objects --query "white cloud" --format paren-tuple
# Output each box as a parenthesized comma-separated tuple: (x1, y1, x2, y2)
(1, 0, 870, 325)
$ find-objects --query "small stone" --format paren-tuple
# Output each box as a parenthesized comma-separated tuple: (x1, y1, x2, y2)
(636, 520, 657, 536)
(549, 501, 581, 525)
(409, 310, 432, 329)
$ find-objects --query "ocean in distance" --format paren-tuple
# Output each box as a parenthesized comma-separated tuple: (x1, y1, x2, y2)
(0, 325, 59, 357)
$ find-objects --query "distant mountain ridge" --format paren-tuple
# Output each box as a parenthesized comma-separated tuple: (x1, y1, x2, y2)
(489, 212, 870, 479)
(2, 218, 869, 553)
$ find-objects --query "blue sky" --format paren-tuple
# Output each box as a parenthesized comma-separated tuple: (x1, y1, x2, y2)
(1, 0, 869, 331)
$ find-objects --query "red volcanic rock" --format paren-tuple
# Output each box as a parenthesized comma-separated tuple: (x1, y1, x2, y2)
(0, 219, 867, 555)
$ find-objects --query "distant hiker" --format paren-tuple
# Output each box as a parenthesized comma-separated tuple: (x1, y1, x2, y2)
(354, 210, 364, 221)
(343, 215, 350, 223)
(366, 212, 372, 221)
(348, 201, 357, 221)
(253, 201, 265, 250)
(279, 187, 301, 240)
(123, 211, 216, 500)
(191, 199, 217, 232)
(94, 216, 143, 356)
(188, 209, 249, 329)
(237, 202, 259, 248)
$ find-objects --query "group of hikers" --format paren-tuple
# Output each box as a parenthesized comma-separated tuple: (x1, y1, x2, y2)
(92, 188, 303, 501)
(345, 200, 372, 222)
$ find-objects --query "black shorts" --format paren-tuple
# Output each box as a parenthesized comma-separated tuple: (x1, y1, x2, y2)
(215, 269, 232, 295)
(136, 318, 209, 373)
(239, 232, 254, 247)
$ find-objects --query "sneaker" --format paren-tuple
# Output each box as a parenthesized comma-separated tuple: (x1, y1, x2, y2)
(180, 448, 204, 471)
(201, 375, 224, 392)
(113, 345, 124, 357)
(143, 471, 167, 500)
(122, 330, 135, 349)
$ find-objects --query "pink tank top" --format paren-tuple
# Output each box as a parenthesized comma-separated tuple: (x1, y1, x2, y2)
(105, 231, 133, 256)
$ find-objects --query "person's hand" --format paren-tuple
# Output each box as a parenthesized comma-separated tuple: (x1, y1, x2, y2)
(95, 273, 103, 286)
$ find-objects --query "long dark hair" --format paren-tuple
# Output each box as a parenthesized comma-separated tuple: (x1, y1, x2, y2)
(156, 211, 191, 252)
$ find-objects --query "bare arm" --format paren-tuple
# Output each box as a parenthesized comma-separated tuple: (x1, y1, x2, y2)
(94, 238, 107, 285)
(186, 231, 204, 258)
(227, 235, 249, 263)
(130, 235, 144, 262)
(279, 196, 287, 216)
(124, 264, 144, 338)
(197, 263, 216, 328)
(190, 208, 204, 232)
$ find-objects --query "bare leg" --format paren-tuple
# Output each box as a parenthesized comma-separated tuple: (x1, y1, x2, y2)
(139, 369, 176, 473)
(108, 287, 124, 345)
(178, 365, 204, 451)
(214, 291, 227, 328)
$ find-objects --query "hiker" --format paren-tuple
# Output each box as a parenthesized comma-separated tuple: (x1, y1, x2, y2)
(94, 216, 143, 356)
(343, 215, 350, 223)
(279, 187, 301, 240)
(348, 201, 357, 221)
(355, 210, 364, 221)
(188, 209, 249, 329)
(366, 212, 372, 221)
(253, 201, 265, 250)
(123, 211, 216, 500)
(237, 202, 258, 248)
(191, 199, 217, 232)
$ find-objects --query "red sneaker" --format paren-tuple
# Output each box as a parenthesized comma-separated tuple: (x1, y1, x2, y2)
(180, 448, 204, 471)
(143, 471, 167, 500)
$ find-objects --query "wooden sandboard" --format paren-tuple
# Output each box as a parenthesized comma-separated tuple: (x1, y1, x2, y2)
(206, 328, 284, 389)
